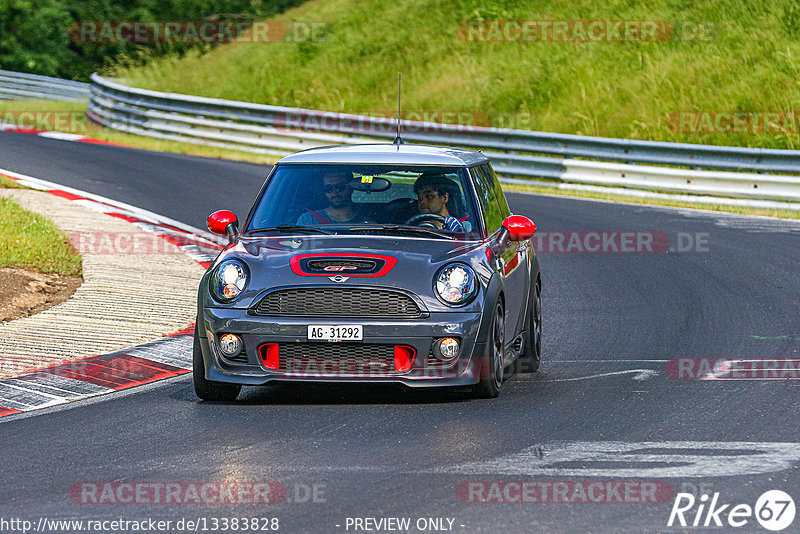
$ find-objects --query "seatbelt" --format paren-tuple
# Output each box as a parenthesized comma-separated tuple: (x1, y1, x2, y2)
(304, 209, 331, 224)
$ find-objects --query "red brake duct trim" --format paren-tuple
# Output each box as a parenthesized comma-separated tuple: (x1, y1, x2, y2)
(394, 345, 416, 372)
(260, 343, 280, 370)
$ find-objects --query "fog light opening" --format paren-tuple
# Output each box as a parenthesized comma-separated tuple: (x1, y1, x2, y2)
(219, 334, 243, 357)
(436, 337, 461, 361)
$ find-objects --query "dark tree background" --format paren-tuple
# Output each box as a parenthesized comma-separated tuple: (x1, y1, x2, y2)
(0, 0, 306, 80)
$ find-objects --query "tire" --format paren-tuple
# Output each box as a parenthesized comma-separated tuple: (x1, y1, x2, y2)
(473, 301, 505, 398)
(519, 278, 542, 373)
(193, 325, 241, 402)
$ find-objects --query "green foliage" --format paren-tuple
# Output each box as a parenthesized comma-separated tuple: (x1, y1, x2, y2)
(116, 0, 800, 149)
(0, 0, 72, 76)
(0, 196, 82, 275)
(1, 0, 308, 80)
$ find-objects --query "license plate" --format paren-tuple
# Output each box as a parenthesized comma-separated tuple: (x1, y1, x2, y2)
(307, 325, 363, 341)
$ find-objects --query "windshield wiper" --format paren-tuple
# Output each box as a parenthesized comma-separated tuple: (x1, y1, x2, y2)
(348, 224, 451, 239)
(247, 225, 334, 235)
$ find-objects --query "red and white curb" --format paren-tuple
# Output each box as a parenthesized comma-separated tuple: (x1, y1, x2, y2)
(0, 168, 224, 267)
(0, 122, 123, 146)
(0, 327, 195, 416)
(0, 168, 226, 418)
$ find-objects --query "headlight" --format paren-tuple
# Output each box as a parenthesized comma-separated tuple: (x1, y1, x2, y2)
(435, 264, 477, 305)
(210, 259, 248, 302)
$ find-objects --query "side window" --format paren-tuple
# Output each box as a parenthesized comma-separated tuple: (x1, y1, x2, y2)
(470, 164, 504, 234)
(487, 163, 511, 219)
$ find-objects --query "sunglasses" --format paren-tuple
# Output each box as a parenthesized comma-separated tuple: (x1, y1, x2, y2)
(324, 183, 349, 193)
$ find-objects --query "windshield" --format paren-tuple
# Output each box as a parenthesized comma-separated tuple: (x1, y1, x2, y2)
(246, 164, 481, 238)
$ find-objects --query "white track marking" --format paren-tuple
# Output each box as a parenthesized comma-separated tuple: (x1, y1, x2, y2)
(550, 359, 668, 363)
(0, 381, 66, 401)
(0, 167, 219, 241)
(427, 441, 800, 478)
(545, 369, 658, 381)
(10, 379, 91, 397)
(37, 132, 88, 141)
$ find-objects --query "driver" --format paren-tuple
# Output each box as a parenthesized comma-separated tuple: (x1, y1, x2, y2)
(296, 171, 369, 225)
(413, 174, 464, 231)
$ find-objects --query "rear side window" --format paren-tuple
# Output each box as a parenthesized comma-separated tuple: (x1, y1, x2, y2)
(471, 164, 506, 235)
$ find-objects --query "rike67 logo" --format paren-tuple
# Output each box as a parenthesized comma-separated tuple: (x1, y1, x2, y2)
(668, 490, 795, 531)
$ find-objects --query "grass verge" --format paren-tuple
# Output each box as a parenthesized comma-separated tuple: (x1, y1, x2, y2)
(113, 0, 800, 150)
(0, 176, 26, 189)
(0, 196, 82, 275)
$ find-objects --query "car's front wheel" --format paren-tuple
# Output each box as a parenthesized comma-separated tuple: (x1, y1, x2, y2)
(519, 278, 542, 373)
(193, 325, 241, 402)
(473, 301, 505, 398)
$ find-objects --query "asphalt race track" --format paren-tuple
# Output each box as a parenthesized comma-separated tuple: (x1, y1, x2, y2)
(0, 133, 266, 229)
(2, 131, 800, 532)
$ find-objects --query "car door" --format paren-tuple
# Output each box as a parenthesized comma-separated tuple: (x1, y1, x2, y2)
(471, 164, 529, 350)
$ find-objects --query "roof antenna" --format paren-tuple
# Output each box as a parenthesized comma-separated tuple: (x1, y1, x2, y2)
(393, 74, 404, 146)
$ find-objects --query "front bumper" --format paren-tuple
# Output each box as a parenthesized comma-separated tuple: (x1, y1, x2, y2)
(198, 307, 486, 387)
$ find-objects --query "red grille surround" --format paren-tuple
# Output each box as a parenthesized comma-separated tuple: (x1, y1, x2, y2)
(289, 253, 397, 277)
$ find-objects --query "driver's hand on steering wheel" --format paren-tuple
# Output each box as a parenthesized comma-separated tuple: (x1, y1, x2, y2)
(404, 212, 447, 228)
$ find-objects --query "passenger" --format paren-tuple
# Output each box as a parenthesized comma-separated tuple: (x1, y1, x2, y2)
(413, 174, 465, 231)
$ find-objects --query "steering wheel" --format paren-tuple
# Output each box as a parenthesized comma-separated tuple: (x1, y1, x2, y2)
(405, 213, 446, 228)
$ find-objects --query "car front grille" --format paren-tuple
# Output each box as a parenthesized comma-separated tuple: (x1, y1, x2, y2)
(275, 343, 399, 374)
(253, 288, 423, 318)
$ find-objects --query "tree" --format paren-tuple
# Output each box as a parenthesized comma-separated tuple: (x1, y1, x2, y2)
(0, 0, 72, 77)
(1, 0, 310, 80)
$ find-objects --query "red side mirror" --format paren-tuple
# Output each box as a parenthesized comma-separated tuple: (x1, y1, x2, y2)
(502, 215, 536, 242)
(207, 210, 238, 236)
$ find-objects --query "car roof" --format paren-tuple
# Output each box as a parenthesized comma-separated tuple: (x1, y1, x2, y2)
(276, 144, 489, 166)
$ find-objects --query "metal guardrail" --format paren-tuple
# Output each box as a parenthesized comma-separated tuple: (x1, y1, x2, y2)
(62, 74, 800, 203)
(0, 68, 795, 204)
(0, 70, 90, 102)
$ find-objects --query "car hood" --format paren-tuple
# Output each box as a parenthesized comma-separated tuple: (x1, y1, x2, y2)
(202, 235, 491, 311)
(239, 235, 483, 262)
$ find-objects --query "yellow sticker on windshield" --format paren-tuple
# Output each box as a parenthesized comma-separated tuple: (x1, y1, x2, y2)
(361, 176, 374, 184)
